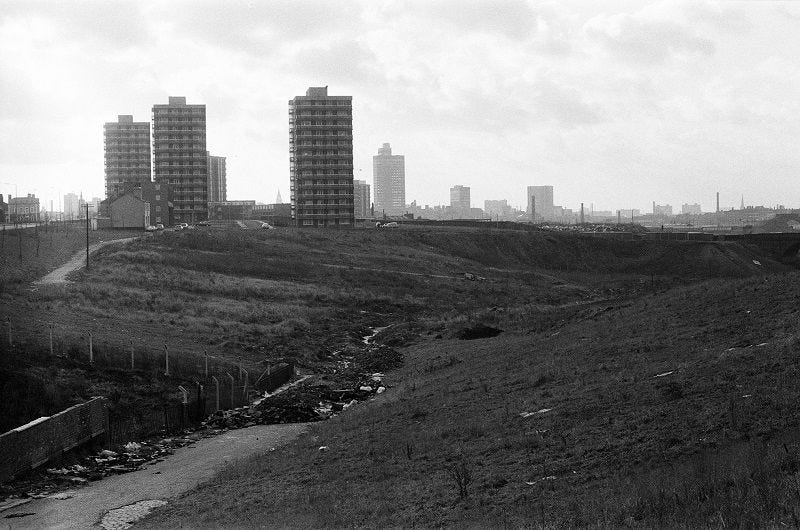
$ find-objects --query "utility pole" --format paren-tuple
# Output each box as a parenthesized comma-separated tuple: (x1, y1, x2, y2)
(85, 203, 89, 270)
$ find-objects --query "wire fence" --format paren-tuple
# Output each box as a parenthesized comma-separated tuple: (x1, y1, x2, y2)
(1, 315, 295, 444)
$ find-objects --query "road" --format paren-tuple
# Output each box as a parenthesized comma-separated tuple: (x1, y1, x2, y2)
(1, 423, 308, 529)
(34, 238, 136, 285)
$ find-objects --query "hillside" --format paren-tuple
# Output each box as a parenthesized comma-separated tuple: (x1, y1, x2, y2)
(125, 226, 800, 528)
(0, 226, 787, 433)
(144, 269, 800, 527)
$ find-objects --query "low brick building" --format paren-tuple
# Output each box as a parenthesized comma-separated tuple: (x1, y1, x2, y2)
(9, 194, 40, 223)
(98, 193, 150, 229)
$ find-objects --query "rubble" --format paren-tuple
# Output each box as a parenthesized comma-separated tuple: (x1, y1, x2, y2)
(1, 435, 202, 503)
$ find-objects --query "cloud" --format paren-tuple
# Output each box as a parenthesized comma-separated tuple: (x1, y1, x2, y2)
(585, 8, 716, 64)
(287, 40, 384, 86)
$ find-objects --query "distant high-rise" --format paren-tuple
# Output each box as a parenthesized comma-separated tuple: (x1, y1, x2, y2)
(276, 189, 283, 204)
(289, 86, 354, 227)
(153, 97, 208, 222)
(353, 179, 371, 218)
(527, 185, 554, 220)
(64, 193, 80, 220)
(373, 143, 405, 216)
(207, 153, 227, 202)
(104, 115, 151, 199)
(450, 185, 471, 213)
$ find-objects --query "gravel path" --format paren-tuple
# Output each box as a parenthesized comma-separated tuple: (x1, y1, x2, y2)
(2, 423, 309, 529)
(34, 238, 137, 285)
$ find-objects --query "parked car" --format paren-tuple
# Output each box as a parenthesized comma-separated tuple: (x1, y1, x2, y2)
(155, 223, 164, 230)
(260, 222, 275, 230)
(197, 220, 211, 226)
(145, 225, 157, 232)
(179, 223, 189, 228)
(172, 224, 184, 231)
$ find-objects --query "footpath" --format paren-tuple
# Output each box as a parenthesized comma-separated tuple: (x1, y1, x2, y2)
(1, 423, 307, 529)
(34, 238, 137, 285)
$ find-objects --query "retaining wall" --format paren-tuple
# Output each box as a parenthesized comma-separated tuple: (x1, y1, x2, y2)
(0, 397, 108, 483)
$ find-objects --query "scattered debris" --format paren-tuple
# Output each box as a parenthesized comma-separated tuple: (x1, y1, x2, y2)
(753, 260, 761, 266)
(654, 371, 674, 378)
(318, 446, 328, 452)
(520, 409, 552, 418)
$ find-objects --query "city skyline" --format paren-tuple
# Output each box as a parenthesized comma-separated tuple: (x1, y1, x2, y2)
(2, 1, 800, 213)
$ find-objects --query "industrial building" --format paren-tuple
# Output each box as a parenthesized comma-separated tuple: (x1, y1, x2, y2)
(104, 115, 151, 199)
(289, 87, 354, 227)
(527, 185, 554, 221)
(153, 97, 208, 223)
(373, 143, 405, 216)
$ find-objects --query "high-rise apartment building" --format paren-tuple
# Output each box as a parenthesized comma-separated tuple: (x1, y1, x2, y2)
(104, 115, 151, 199)
(289, 87, 354, 227)
(152, 97, 208, 223)
(64, 193, 80, 220)
(450, 185, 471, 212)
(207, 153, 227, 202)
(353, 179, 371, 218)
(527, 185, 554, 220)
(373, 143, 405, 216)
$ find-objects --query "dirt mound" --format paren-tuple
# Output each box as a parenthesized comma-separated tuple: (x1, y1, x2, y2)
(754, 214, 800, 234)
(367, 228, 788, 279)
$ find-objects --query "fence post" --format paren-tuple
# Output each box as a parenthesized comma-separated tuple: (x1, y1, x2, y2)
(88, 332, 93, 364)
(130, 340, 134, 370)
(226, 372, 235, 408)
(178, 385, 189, 428)
(164, 344, 169, 376)
(212, 376, 220, 411)
(196, 382, 204, 420)
(48, 324, 53, 356)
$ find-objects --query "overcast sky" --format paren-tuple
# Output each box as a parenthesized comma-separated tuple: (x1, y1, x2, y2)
(1, 0, 799, 213)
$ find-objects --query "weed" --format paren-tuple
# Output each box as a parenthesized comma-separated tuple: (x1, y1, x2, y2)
(447, 457, 473, 501)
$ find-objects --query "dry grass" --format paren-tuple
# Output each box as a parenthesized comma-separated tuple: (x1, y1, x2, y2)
(143, 238, 800, 528)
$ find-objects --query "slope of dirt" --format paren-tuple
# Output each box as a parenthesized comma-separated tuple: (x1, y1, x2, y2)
(143, 270, 800, 528)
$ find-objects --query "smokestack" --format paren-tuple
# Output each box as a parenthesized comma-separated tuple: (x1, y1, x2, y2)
(580, 202, 585, 224)
(716, 192, 719, 213)
(653, 201, 656, 215)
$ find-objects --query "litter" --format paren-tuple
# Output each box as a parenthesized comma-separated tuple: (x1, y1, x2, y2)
(753, 260, 761, 266)
(318, 446, 328, 452)
(376, 387, 386, 394)
(359, 386, 373, 392)
(520, 408, 552, 418)
(654, 371, 674, 378)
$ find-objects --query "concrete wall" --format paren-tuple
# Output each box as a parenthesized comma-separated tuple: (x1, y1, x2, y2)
(0, 397, 108, 483)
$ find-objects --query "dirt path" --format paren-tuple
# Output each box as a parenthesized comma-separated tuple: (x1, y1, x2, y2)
(2, 423, 309, 529)
(34, 238, 137, 285)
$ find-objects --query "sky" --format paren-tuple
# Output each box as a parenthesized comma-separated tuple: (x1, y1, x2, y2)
(1, 0, 800, 214)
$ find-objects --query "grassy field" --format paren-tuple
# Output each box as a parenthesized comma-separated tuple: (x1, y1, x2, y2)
(116, 225, 800, 528)
(5, 223, 800, 525)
